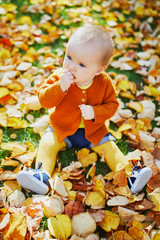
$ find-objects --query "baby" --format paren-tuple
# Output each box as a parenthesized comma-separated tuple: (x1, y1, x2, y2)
(17, 25, 152, 195)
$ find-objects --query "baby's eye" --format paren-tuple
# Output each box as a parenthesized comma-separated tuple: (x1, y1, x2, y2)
(67, 56, 72, 60)
(79, 63, 86, 68)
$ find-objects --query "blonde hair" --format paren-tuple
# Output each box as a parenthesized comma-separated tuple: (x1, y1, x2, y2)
(69, 25, 114, 66)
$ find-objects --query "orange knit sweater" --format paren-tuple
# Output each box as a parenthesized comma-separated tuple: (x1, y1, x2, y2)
(38, 69, 119, 146)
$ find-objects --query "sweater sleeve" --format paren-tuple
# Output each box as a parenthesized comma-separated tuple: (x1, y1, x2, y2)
(37, 70, 66, 109)
(92, 75, 119, 123)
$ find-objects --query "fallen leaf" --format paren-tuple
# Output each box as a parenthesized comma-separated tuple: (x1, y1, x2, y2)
(77, 148, 97, 167)
(97, 210, 120, 232)
(2, 212, 27, 240)
(48, 214, 72, 240)
(85, 191, 105, 209)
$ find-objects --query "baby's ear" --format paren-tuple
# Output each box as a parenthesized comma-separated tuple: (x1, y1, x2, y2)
(95, 65, 107, 75)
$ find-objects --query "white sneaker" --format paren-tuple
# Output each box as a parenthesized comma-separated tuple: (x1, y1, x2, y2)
(17, 162, 51, 195)
(128, 167, 152, 194)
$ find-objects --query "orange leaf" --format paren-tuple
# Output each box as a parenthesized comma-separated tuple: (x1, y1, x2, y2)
(128, 227, 144, 240)
(147, 175, 160, 190)
(109, 231, 134, 240)
(113, 169, 128, 187)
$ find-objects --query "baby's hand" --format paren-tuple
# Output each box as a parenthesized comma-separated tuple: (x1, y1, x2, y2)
(79, 104, 95, 120)
(60, 69, 74, 92)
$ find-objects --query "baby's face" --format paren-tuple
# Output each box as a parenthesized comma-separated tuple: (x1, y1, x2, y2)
(63, 40, 103, 86)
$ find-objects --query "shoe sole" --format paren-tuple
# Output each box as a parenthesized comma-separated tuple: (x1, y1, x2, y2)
(17, 171, 49, 195)
(130, 167, 152, 194)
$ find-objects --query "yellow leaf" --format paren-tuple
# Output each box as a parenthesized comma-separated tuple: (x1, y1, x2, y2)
(120, 91, 135, 99)
(0, 49, 11, 60)
(2, 213, 27, 240)
(143, 85, 152, 96)
(2, 180, 21, 197)
(97, 210, 120, 232)
(117, 123, 132, 132)
(1, 3, 17, 12)
(127, 101, 143, 113)
(92, 4, 102, 12)
(0, 112, 8, 127)
(150, 85, 160, 97)
(62, 19, 71, 25)
(85, 191, 105, 209)
(87, 164, 96, 178)
(19, 16, 33, 25)
(7, 81, 24, 91)
(68, 191, 76, 201)
(1, 159, 19, 167)
(117, 80, 130, 91)
(64, 181, 72, 192)
(7, 117, 29, 129)
(77, 148, 97, 167)
(93, 178, 105, 197)
(0, 87, 10, 98)
(109, 129, 122, 139)
(135, 5, 145, 17)
(151, 193, 160, 211)
(48, 214, 71, 240)
(132, 219, 143, 230)
(153, 233, 160, 240)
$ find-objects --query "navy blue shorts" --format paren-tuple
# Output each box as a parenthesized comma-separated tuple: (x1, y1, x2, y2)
(46, 126, 115, 149)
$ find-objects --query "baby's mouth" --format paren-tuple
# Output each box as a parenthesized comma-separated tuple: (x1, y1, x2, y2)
(72, 73, 76, 80)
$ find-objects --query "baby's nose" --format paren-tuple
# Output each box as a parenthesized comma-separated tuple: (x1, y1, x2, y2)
(69, 63, 76, 72)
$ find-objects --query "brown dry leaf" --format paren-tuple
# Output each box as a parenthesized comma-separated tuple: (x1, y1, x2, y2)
(26, 202, 44, 237)
(64, 200, 85, 218)
(113, 169, 128, 187)
(141, 151, 155, 168)
(130, 198, 155, 211)
(88, 209, 105, 222)
(2, 212, 27, 240)
(77, 148, 97, 167)
(97, 210, 120, 232)
(147, 174, 160, 190)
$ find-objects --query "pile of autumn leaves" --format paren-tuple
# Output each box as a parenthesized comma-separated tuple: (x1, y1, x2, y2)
(0, 0, 160, 239)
